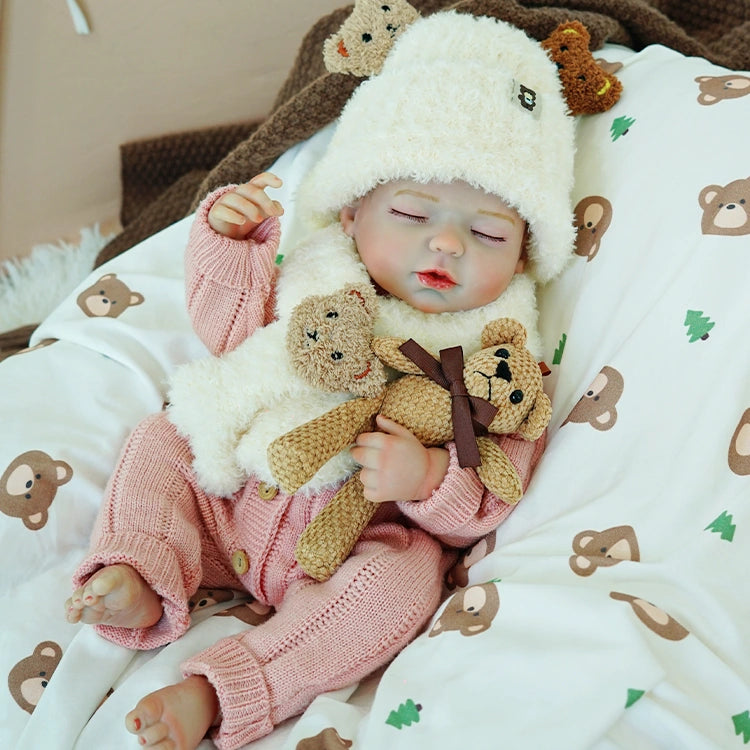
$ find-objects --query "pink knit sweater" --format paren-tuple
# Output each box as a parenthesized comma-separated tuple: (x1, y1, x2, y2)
(181, 187, 544, 546)
(74, 188, 545, 749)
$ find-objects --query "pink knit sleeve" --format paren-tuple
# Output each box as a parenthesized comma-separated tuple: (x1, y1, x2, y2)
(396, 431, 546, 548)
(185, 186, 282, 356)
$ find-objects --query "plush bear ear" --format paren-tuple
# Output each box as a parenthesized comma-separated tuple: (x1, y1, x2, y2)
(480, 318, 528, 349)
(345, 283, 378, 318)
(517, 390, 552, 441)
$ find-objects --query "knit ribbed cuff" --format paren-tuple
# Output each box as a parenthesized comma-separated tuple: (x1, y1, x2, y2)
(182, 637, 273, 750)
(72, 531, 191, 650)
(397, 442, 484, 532)
(187, 186, 281, 290)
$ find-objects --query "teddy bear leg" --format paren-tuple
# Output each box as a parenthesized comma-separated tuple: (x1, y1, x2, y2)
(268, 395, 381, 495)
(476, 437, 523, 504)
(295, 473, 377, 581)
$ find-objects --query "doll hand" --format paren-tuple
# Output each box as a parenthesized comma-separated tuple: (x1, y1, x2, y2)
(208, 172, 284, 239)
(351, 415, 449, 503)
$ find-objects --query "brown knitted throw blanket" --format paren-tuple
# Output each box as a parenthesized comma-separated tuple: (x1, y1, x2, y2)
(2, 0, 748, 357)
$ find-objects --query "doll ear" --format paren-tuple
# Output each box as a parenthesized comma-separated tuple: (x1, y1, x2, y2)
(480, 318, 528, 349)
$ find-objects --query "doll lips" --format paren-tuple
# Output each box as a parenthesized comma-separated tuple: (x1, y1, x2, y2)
(416, 269, 457, 290)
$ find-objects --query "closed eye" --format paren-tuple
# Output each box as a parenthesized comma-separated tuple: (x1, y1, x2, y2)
(472, 229, 506, 243)
(389, 208, 427, 223)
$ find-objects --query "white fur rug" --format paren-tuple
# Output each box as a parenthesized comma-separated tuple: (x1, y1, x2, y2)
(0, 225, 114, 333)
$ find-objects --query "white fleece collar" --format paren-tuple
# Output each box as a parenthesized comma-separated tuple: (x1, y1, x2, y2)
(169, 222, 541, 497)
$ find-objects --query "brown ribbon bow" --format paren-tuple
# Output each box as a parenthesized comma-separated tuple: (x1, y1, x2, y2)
(398, 339, 499, 468)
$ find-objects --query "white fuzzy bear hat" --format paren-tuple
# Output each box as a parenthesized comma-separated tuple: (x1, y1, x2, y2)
(301, 11, 577, 284)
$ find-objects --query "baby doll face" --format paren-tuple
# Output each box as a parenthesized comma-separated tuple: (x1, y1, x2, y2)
(339, 179, 527, 314)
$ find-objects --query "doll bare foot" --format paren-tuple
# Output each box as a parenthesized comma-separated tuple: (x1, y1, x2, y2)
(125, 675, 219, 749)
(65, 564, 162, 628)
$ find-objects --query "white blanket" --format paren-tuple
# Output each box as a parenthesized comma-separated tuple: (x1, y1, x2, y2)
(1, 44, 749, 749)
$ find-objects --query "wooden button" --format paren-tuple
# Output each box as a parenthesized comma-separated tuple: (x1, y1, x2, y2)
(231, 549, 249, 576)
(258, 482, 278, 500)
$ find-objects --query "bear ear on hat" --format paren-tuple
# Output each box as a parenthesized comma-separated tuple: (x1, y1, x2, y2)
(323, 0, 420, 77)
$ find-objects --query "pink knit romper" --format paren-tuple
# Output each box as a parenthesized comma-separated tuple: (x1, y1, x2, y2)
(73, 189, 545, 749)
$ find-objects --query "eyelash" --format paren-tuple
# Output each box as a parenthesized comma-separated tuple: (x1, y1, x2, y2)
(389, 208, 506, 243)
(389, 208, 427, 223)
(472, 230, 506, 243)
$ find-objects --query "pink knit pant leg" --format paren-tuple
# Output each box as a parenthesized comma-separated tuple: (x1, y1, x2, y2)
(72, 411, 240, 650)
(182, 522, 447, 750)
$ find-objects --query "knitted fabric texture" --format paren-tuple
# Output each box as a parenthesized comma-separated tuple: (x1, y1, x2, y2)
(270, 317, 552, 580)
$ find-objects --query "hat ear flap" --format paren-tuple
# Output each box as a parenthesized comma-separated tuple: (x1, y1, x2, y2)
(480, 318, 528, 349)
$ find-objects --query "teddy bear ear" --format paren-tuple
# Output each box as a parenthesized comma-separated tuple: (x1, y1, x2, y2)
(556, 20, 591, 44)
(480, 318, 528, 349)
(345, 283, 378, 317)
(518, 390, 552, 441)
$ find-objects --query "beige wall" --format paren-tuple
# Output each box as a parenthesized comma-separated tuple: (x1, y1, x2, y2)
(0, 0, 344, 263)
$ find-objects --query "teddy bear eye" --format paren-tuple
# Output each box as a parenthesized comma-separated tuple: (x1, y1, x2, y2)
(362, 33, 372, 43)
(382, 5, 391, 11)
(331, 351, 343, 361)
(509, 390, 524, 404)
(326, 311, 338, 318)
(495, 348, 510, 359)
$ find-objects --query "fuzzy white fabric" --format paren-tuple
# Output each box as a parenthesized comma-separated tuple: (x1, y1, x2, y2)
(167, 12, 570, 498)
(167, 222, 540, 497)
(0, 226, 113, 333)
(300, 11, 577, 283)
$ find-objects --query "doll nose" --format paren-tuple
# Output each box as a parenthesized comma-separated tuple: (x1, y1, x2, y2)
(428, 225, 465, 256)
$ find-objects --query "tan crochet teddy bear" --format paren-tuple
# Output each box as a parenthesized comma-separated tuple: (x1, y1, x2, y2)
(268, 294, 551, 581)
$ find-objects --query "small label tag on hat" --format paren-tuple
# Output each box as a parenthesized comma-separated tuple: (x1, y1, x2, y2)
(511, 79, 541, 119)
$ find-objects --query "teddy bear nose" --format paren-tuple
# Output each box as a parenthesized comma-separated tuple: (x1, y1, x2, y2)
(306, 329, 319, 341)
(495, 359, 512, 382)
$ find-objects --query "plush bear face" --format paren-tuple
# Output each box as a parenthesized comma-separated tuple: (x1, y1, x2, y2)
(463, 342, 545, 437)
(323, 0, 420, 77)
(465, 317, 550, 439)
(286, 285, 387, 398)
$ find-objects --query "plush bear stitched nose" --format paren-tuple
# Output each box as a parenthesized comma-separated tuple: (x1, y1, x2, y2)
(495, 359, 512, 382)
(306, 329, 318, 341)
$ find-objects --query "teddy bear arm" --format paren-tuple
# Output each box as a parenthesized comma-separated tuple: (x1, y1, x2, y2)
(518, 391, 552, 441)
(295, 473, 377, 581)
(475, 437, 523, 504)
(268, 394, 382, 494)
(371, 337, 427, 374)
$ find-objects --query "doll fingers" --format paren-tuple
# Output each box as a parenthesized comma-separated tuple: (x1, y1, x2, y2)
(249, 171, 283, 189)
(210, 202, 249, 226)
(374, 415, 415, 438)
(232, 183, 284, 219)
(220, 190, 279, 223)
